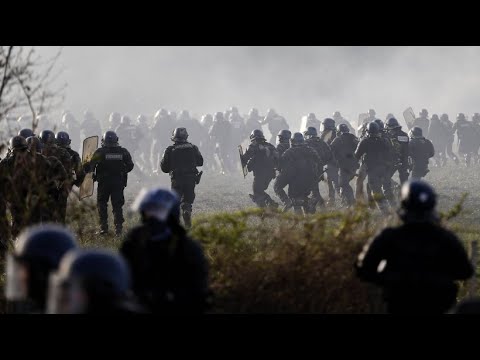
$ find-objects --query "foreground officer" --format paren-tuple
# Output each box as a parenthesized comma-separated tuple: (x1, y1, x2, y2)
(160, 127, 203, 228)
(356, 180, 473, 314)
(47, 249, 142, 314)
(120, 187, 210, 314)
(240, 129, 279, 209)
(84, 131, 134, 236)
(6, 224, 78, 313)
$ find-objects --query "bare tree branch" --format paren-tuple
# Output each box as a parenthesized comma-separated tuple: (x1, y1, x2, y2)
(0, 46, 13, 106)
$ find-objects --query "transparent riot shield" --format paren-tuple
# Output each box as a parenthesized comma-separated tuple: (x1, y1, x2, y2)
(403, 107, 416, 130)
(79, 136, 99, 199)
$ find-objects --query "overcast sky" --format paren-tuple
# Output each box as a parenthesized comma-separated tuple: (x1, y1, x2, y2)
(35, 46, 480, 130)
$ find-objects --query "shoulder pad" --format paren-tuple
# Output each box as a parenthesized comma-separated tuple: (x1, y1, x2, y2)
(397, 136, 409, 142)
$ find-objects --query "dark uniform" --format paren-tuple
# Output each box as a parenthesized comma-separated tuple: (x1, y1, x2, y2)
(440, 114, 459, 165)
(413, 109, 430, 138)
(354, 122, 395, 213)
(408, 127, 435, 180)
(320, 118, 339, 206)
(305, 127, 332, 210)
(330, 125, 359, 207)
(120, 190, 209, 314)
(85, 131, 134, 235)
(273, 130, 292, 208)
(261, 109, 289, 144)
(280, 132, 321, 215)
(151, 109, 176, 173)
(160, 128, 203, 228)
(356, 181, 473, 314)
(209, 112, 233, 174)
(453, 113, 478, 167)
(240, 130, 279, 208)
(385, 118, 410, 185)
(426, 115, 445, 167)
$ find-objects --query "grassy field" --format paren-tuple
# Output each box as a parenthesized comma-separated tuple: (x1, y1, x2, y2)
(54, 161, 479, 313)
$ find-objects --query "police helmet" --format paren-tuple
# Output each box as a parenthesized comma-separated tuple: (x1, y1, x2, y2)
(291, 132, 305, 146)
(18, 128, 34, 139)
(7, 224, 77, 305)
(171, 127, 188, 142)
(431, 114, 440, 122)
(420, 109, 429, 117)
(399, 180, 437, 218)
(409, 127, 423, 139)
(26, 136, 43, 153)
(366, 121, 380, 135)
(102, 131, 119, 146)
(322, 118, 336, 130)
(457, 113, 466, 121)
(40, 130, 56, 145)
(440, 113, 449, 122)
(337, 123, 350, 134)
(131, 187, 181, 223)
(304, 126, 318, 139)
(9, 136, 28, 151)
(374, 119, 385, 130)
(277, 129, 292, 141)
(368, 109, 376, 117)
(47, 249, 131, 314)
(55, 131, 71, 146)
(250, 129, 265, 141)
(385, 117, 401, 129)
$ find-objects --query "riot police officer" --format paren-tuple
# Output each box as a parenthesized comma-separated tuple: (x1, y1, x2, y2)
(120, 187, 210, 314)
(356, 180, 473, 314)
(408, 127, 435, 180)
(413, 109, 430, 137)
(280, 132, 321, 215)
(440, 113, 459, 165)
(354, 122, 395, 213)
(6, 224, 78, 313)
(160, 127, 203, 229)
(304, 126, 332, 211)
(56, 131, 86, 223)
(330, 124, 359, 207)
(84, 131, 134, 236)
(240, 129, 279, 209)
(453, 113, 478, 167)
(276, 129, 291, 156)
(320, 118, 339, 206)
(18, 128, 34, 139)
(385, 117, 410, 186)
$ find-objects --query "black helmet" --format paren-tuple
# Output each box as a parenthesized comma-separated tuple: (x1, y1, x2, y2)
(366, 122, 380, 135)
(374, 119, 385, 131)
(337, 123, 350, 134)
(385, 117, 401, 129)
(6, 224, 77, 308)
(39, 130, 56, 145)
(171, 127, 188, 142)
(399, 180, 437, 222)
(131, 187, 181, 223)
(55, 131, 71, 146)
(18, 128, 34, 139)
(102, 131, 119, 146)
(9, 136, 28, 151)
(250, 129, 265, 141)
(304, 126, 318, 139)
(26, 136, 43, 153)
(409, 127, 423, 139)
(291, 132, 305, 146)
(47, 249, 131, 314)
(386, 113, 394, 121)
(277, 129, 291, 141)
(322, 118, 336, 130)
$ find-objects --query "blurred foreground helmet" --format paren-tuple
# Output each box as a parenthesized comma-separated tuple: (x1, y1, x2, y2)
(304, 126, 318, 139)
(171, 127, 188, 142)
(7, 224, 77, 307)
(102, 131, 118, 146)
(367, 122, 380, 135)
(277, 129, 291, 141)
(18, 128, 34, 139)
(40, 130, 56, 144)
(47, 249, 131, 314)
(291, 132, 305, 146)
(385, 117, 401, 129)
(409, 127, 423, 139)
(337, 123, 350, 134)
(9, 136, 28, 151)
(131, 187, 181, 223)
(250, 129, 265, 141)
(26, 136, 43, 153)
(399, 180, 436, 219)
(55, 131, 71, 146)
(322, 118, 336, 130)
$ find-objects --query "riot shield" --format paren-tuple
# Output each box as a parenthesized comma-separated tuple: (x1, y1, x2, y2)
(238, 145, 248, 178)
(403, 107, 416, 130)
(358, 113, 369, 128)
(299, 115, 309, 133)
(79, 136, 99, 199)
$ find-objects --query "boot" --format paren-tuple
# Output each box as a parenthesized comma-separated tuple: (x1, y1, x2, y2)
(183, 210, 192, 229)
